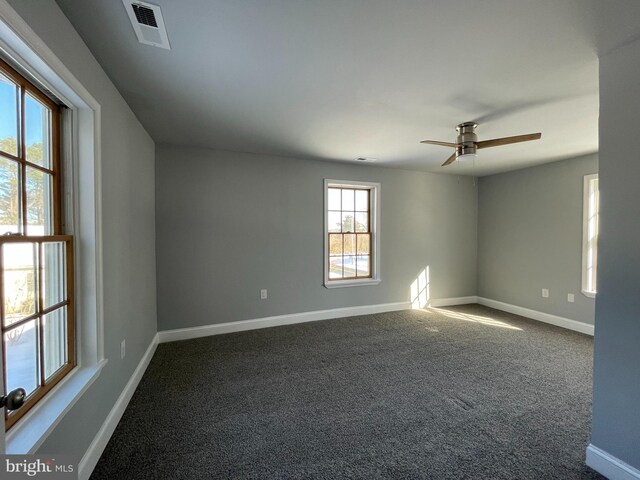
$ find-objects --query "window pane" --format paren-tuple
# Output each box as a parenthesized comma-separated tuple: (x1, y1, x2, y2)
(25, 93, 52, 169)
(26, 167, 53, 235)
(4, 319, 39, 395)
(0, 157, 21, 234)
(0, 74, 18, 156)
(43, 307, 67, 380)
(582, 176, 599, 294)
(326, 183, 376, 283)
(357, 234, 370, 255)
(588, 218, 597, 241)
(327, 211, 341, 233)
(343, 256, 356, 278)
(341, 212, 354, 232)
(343, 233, 355, 255)
(329, 234, 342, 256)
(342, 189, 354, 211)
(355, 212, 368, 232)
(329, 257, 343, 279)
(356, 255, 370, 277)
(355, 190, 369, 211)
(43, 241, 66, 309)
(327, 188, 341, 210)
(3, 242, 37, 327)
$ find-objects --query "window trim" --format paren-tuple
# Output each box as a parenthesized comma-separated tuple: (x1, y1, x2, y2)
(0, 55, 78, 430)
(581, 173, 598, 298)
(323, 179, 381, 288)
(0, 0, 106, 453)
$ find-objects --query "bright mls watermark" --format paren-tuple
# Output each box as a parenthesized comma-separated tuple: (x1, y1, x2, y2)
(1, 455, 78, 479)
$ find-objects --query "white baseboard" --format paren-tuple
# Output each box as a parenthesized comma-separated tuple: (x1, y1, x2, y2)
(587, 444, 640, 480)
(158, 302, 411, 343)
(78, 333, 159, 480)
(157, 296, 594, 344)
(477, 297, 594, 336)
(429, 296, 478, 307)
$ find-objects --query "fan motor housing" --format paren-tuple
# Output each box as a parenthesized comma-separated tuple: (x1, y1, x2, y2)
(456, 122, 478, 156)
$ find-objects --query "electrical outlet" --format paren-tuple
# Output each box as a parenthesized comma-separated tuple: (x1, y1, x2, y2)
(121, 339, 126, 359)
(568, 293, 575, 303)
(260, 289, 268, 300)
(542, 288, 549, 298)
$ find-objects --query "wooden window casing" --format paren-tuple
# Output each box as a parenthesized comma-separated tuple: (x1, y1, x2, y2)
(0, 57, 75, 430)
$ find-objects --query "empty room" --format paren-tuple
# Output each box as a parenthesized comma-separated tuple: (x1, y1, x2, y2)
(0, 1, 639, 479)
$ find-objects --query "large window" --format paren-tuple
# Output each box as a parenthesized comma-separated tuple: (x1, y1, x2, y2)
(0, 57, 74, 430)
(324, 180, 380, 287)
(581, 173, 599, 297)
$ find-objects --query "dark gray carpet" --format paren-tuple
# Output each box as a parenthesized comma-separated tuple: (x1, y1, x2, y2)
(91, 304, 603, 479)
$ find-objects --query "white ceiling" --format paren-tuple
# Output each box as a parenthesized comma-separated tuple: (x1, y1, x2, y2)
(54, 0, 640, 175)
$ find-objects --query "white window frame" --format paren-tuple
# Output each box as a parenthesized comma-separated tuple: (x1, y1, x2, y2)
(323, 179, 381, 288)
(581, 173, 599, 298)
(0, 0, 106, 453)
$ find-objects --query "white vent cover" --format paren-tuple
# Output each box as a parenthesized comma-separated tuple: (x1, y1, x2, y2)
(122, 1, 170, 49)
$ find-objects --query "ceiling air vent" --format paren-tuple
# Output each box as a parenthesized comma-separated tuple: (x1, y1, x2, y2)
(122, 1, 170, 50)
(133, 4, 158, 27)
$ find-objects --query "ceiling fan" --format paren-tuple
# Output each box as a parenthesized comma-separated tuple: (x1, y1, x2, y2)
(421, 122, 542, 166)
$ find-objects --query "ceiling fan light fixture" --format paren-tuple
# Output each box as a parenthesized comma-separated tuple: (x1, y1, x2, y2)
(421, 121, 541, 168)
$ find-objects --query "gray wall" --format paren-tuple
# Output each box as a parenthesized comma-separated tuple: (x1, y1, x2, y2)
(591, 38, 640, 469)
(477, 154, 598, 325)
(156, 146, 477, 331)
(6, 0, 157, 456)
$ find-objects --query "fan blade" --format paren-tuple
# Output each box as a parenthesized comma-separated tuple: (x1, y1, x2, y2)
(441, 152, 457, 166)
(476, 133, 541, 149)
(420, 140, 458, 148)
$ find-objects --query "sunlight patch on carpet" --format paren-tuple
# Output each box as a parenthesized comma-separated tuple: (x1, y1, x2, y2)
(429, 307, 523, 330)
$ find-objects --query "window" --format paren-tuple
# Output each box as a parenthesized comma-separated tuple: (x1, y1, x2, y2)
(324, 180, 380, 287)
(581, 173, 599, 297)
(0, 57, 75, 430)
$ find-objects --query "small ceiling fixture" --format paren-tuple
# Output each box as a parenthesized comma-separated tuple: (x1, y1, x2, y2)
(122, 1, 171, 50)
(420, 122, 541, 167)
